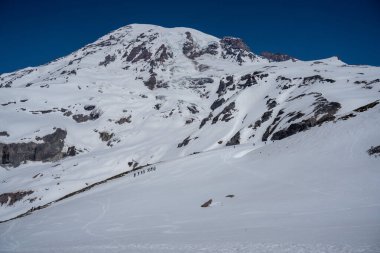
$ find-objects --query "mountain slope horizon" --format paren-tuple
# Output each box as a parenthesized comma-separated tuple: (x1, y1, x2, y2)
(0, 23, 380, 253)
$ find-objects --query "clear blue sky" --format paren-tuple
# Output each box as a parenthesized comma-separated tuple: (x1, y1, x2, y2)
(0, 0, 379, 73)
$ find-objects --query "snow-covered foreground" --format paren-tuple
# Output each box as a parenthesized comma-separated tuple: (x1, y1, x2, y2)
(1, 110, 379, 253)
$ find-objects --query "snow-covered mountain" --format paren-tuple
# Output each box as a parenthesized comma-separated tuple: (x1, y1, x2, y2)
(1, 24, 380, 252)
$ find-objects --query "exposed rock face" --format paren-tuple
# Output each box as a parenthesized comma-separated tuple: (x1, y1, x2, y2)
(220, 37, 255, 64)
(0, 128, 67, 167)
(66, 146, 77, 157)
(226, 131, 240, 146)
(84, 105, 96, 111)
(99, 132, 114, 142)
(271, 102, 341, 141)
(239, 73, 257, 88)
(212, 102, 236, 123)
(182, 32, 197, 59)
(0, 131, 9, 137)
(187, 105, 199, 114)
(99, 54, 116, 66)
(144, 74, 157, 90)
(210, 98, 225, 110)
(266, 99, 277, 110)
(188, 78, 214, 87)
(72, 110, 101, 123)
(301, 75, 335, 86)
(178, 136, 191, 148)
(201, 199, 213, 208)
(199, 113, 213, 129)
(217, 76, 234, 96)
(260, 51, 295, 62)
(182, 32, 218, 60)
(353, 100, 379, 112)
(126, 44, 152, 63)
(115, 116, 132, 124)
(367, 145, 380, 157)
(155, 44, 173, 63)
(0, 191, 34, 206)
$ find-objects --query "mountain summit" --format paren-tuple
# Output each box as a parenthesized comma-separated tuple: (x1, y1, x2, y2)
(0, 24, 380, 252)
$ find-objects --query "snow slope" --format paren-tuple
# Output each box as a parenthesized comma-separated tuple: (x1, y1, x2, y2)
(0, 24, 380, 252)
(1, 107, 380, 252)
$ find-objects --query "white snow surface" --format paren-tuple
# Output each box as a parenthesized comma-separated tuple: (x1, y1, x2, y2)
(0, 24, 380, 252)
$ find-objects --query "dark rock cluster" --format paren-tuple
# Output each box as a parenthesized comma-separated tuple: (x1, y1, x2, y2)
(212, 102, 236, 124)
(0, 128, 68, 167)
(367, 146, 380, 157)
(226, 131, 240, 146)
(183, 32, 218, 60)
(260, 51, 295, 62)
(217, 75, 234, 97)
(0, 191, 34, 206)
(270, 101, 341, 141)
(220, 37, 255, 65)
(99, 54, 116, 67)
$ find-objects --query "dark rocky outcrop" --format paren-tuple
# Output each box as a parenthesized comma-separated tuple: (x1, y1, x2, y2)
(115, 116, 132, 124)
(155, 44, 173, 63)
(220, 37, 255, 65)
(217, 75, 234, 96)
(199, 113, 213, 129)
(177, 136, 191, 148)
(99, 54, 116, 66)
(0, 191, 34, 206)
(261, 110, 273, 123)
(313, 101, 341, 116)
(72, 109, 101, 123)
(144, 74, 157, 90)
(1, 101, 16, 106)
(226, 131, 240, 146)
(212, 102, 236, 124)
(268, 100, 341, 141)
(185, 118, 194, 124)
(338, 113, 356, 121)
(276, 76, 293, 89)
(354, 79, 380, 89)
(0, 131, 9, 137)
(239, 73, 257, 88)
(0, 128, 67, 167)
(271, 119, 315, 140)
(201, 199, 213, 208)
(260, 51, 295, 62)
(188, 78, 214, 87)
(210, 98, 225, 110)
(72, 114, 94, 123)
(30, 110, 53, 114)
(271, 110, 338, 141)
(187, 105, 199, 114)
(261, 110, 284, 141)
(99, 132, 114, 142)
(84, 105, 96, 111)
(266, 99, 277, 110)
(126, 44, 152, 63)
(353, 100, 379, 113)
(183, 32, 218, 60)
(287, 111, 305, 123)
(182, 32, 198, 59)
(253, 71, 269, 80)
(301, 75, 335, 87)
(66, 146, 77, 157)
(367, 146, 380, 157)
